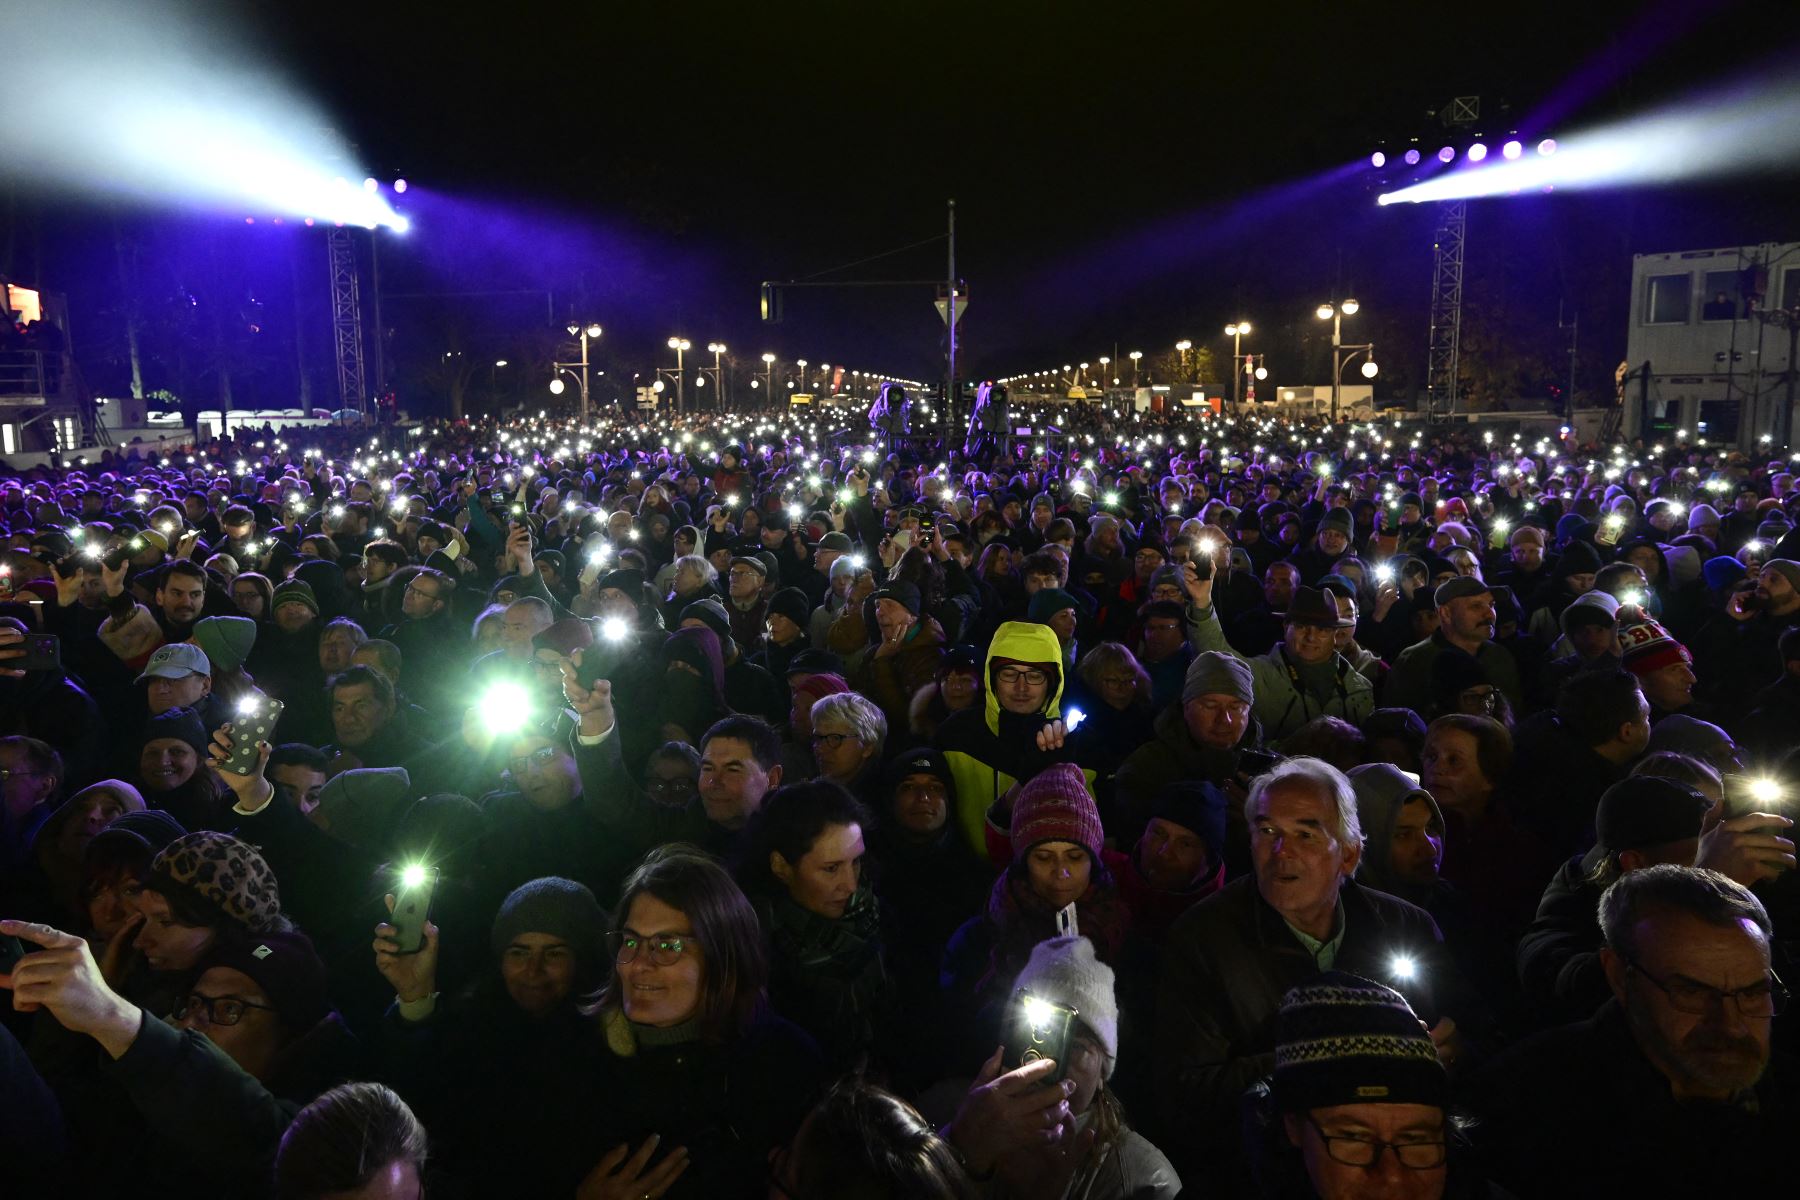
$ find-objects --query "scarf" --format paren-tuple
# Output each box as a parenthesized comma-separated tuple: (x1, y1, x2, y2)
(978, 868, 1129, 1001)
(764, 886, 884, 980)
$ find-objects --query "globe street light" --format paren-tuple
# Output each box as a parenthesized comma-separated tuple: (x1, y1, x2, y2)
(552, 323, 602, 418)
(796, 358, 809, 392)
(665, 337, 691, 413)
(1224, 322, 1253, 410)
(1128, 349, 1142, 387)
(1316, 300, 1373, 420)
(706, 342, 728, 409)
(760, 352, 776, 407)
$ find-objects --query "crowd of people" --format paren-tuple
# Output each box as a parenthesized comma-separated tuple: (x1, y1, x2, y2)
(0, 396, 1795, 1198)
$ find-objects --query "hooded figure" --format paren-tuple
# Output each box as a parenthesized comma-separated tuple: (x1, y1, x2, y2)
(932, 620, 1089, 856)
(658, 626, 733, 745)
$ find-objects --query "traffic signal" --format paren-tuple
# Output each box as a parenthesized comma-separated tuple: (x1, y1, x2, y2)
(760, 282, 783, 324)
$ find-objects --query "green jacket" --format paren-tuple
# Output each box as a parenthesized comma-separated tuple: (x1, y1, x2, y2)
(1185, 603, 1374, 740)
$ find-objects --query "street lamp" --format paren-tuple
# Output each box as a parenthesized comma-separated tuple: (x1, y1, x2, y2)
(706, 342, 728, 409)
(1128, 350, 1143, 387)
(552, 323, 602, 419)
(796, 358, 809, 392)
(665, 337, 691, 413)
(1224, 322, 1253, 410)
(1315, 300, 1373, 421)
(760, 352, 776, 406)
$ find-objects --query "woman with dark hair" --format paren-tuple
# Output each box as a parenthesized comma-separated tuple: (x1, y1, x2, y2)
(372, 875, 612, 1197)
(769, 1079, 978, 1199)
(738, 780, 897, 1075)
(131, 706, 231, 832)
(941, 765, 1130, 1051)
(229, 571, 274, 620)
(580, 844, 824, 1200)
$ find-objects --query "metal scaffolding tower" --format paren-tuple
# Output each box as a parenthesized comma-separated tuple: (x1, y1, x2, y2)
(1425, 200, 1467, 419)
(326, 227, 367, 415)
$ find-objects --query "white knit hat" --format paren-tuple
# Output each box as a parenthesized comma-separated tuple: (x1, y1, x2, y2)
(1014, 936, 1119, 1078)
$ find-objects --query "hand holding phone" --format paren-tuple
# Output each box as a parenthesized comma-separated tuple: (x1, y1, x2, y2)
(1002, 990, 1079, 1084)
(388, 866, 438, 955)
(220, 694, 284, 776)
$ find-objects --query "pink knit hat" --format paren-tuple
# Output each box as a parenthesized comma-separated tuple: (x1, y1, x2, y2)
(1009, 764, 1103, 862)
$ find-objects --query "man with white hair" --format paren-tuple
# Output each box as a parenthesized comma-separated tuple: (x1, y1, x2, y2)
(1154, 757, 1473, 1176)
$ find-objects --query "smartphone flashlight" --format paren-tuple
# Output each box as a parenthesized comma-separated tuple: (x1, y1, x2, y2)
(481, 682, 532, 735)
(726, 494, 740, 508)
(861, 450, 876, 464)
(1064, 707, 1087, 732)
(837, 489, 854, 504)
(236, 694, 262, 717)
(1376, 564, 1396, 583)
(601, 616, 631, 642)
(1022, 995, 1056, 1028)
(1390, 954, 1418, 982)
(399, 863, 431, 891)
(849, 554, 867, 569)
(1198, 537, 1219, 556)
(1750, 778, 1785, 806)
(1492, 517, 1510, 533)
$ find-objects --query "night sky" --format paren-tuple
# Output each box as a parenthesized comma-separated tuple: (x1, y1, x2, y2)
(6, 0, 1798, 411)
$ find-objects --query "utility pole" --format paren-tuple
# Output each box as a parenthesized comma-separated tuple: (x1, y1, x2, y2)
(947, 199, 957, 438)
(1558, 303, 1578, 421)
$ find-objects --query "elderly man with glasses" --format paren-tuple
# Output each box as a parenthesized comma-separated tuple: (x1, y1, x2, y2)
(1467, 865, 1794, 1197)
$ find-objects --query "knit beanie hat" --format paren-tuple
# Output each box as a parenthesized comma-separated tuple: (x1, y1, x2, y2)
(271, 578, 319, 616)
(193, 615, 258, 673)
(1183, 650, 1254, 705)
(1145, 781, 1228, 868)
(1027, 587, 1079, 625)
(680, 597, 732, 643)
(1556, 539, 1603, 577)
(1149, 564, 1188, 595)
(767, 587, 811, 628)
(1702, 555, 1747, 593)
(816, 531, 853, 553)
(313, 767, 413, 852)
(1687, 502, 1721, 530)
(1273, 972, 1448, 1113)
(196, 929, 330, 1029)
(1560, 589, 1620, 637)
(86, 806, 186, 860)
(1595, 776, 1710, 854)
(1617, 607, 1691, 676)
(532, 617, 597, 659)
(148, 832, 283, 933)
(1013, 936, 1119, 1078)
(598, 568, 645, 597)
(139, 705, 211, 759)
(1767, 559, 1800, 594)
(1009, 764, 1103, 863)
(828, 555, 861, 582)
(1644, 714, 1736, 767)
(1319, 508, 1355, 541)
(490, 876, 610, 986)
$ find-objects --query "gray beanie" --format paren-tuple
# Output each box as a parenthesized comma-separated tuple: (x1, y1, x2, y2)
(1149, 564, 1188, 595)
(1013, 935, 1119, 1078)
(1183, 650, 1254, 705)
(489, 876, 610, 987)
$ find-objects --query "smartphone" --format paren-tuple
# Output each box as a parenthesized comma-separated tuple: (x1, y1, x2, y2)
(390, 867, 438, 955)
(0, 934, 28, 976)
(1721, 774, 1787, 820)
(224, 693, 285, 775)
(1003, 990, 1079, 1083)
(14, 634, 60, 672)
(1238, 748, 1282, 778)
(1189, 553, 1214, 582)
(102, 544, 134, 571)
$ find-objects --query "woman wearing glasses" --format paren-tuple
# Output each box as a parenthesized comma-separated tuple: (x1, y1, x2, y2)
(579, 844, 824, 1200)
(806, 692, 887, 799)
(372, 874, 613, 1197)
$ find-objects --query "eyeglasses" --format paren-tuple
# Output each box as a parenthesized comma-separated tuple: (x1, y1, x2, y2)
(1305, 1114, 1447, 1170)
(404, 582, 442, 601)
(811, 732, 858, 750)
(995, 667, 1049, 687)
(645, 776, 696, 795)
(1625, 958, 1788, 1017)
(611, 931, 698, 966)
(174, 992, 277, 1027)
(1460, 687, 1500, 713)
(507, 745, 563, 774)
(1099, 675, 1136, 689)
(728, 568, 760, 579)
(0, 768, 49, 783)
